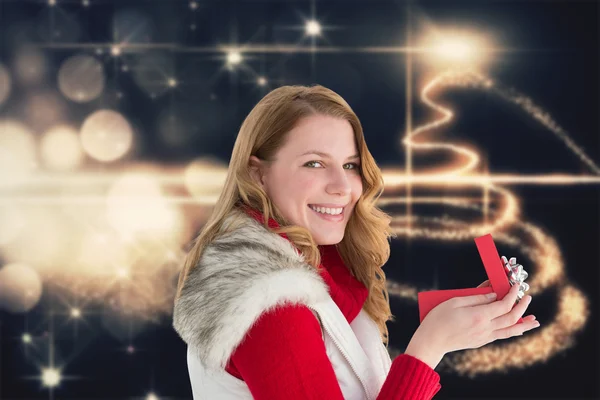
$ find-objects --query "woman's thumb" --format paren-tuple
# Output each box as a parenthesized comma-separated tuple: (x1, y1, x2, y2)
(454, 291, 497, 307)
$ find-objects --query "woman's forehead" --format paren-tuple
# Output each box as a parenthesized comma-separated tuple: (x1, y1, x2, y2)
(281, 116, 358, 155)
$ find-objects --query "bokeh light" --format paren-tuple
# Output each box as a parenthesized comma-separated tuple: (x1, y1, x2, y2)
(226, 51, 242, 66)
(22, 333, 33, 344)
(106, 173, 183, 238)
(58, 54, 105, 103)
(41, 367, 61, 388)
(434, 38, 475, 60)
(12, 47, 48, 85)
(1, 207, 73, 271)
(0, 205, 26, 245)
(0, 120, 37, 185)
(183, 157, 227, 202)
(131, 51, 174, 98)
(305, 20, 322, 36)
(0, 63, 11, 106)
(0, 263, 43, 313)
(421, 28, 492, 67)
(23, 90, 68, 132)
(80, 110, 133, 162)
(41, 125, 84, 170)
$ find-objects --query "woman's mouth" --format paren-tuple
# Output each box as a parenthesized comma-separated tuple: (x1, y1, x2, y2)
(308, 204, 345, 222)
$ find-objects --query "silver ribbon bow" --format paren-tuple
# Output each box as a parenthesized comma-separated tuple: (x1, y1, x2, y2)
(500, 256, 530, 302)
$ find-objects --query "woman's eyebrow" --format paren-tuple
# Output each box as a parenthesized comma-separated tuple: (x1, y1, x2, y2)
(298, 150, 360, 160)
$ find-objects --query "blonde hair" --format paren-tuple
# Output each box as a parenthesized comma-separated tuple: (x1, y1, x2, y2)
(176, 84, 396, 346)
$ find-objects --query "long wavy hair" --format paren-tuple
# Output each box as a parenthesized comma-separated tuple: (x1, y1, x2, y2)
(176, 84, 396, 346)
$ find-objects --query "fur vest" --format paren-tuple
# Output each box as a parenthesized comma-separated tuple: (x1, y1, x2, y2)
(172, 208, 392, 399)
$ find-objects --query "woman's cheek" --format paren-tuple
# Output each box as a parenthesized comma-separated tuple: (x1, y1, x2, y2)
(296, 174, 318, 191)
(352, 175, 363, 198)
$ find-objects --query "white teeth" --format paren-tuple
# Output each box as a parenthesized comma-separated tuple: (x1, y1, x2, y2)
(309, 205, 343, 215)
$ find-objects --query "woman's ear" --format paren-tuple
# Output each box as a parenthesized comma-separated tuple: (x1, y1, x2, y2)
(248, 155, 266, 188)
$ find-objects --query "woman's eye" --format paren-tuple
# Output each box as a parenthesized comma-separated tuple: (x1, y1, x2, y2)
(304, 161, 360, 170)
(304, 161, 323, 168)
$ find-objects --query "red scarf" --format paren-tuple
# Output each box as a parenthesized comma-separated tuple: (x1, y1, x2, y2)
(242, 205, 369, 322)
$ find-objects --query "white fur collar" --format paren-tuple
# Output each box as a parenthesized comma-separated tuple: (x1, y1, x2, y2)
(172, 208, 330, 371)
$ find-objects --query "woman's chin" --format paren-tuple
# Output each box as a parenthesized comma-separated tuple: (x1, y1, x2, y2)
(312, 232, 344, 246)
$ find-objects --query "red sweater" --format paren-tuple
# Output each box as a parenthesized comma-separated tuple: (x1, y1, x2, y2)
(223, 207, 442, 399)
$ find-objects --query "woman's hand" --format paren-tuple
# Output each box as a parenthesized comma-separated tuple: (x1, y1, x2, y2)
(408, 283, 540, 367)
(477, 279, 491, 288)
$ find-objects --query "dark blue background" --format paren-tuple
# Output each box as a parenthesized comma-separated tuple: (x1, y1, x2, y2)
(1, 1, 598, 399)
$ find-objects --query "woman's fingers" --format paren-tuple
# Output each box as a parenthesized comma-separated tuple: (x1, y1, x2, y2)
(481, 283, 522, 319)
(476, 279, 491, 288)
(490, 294, 532, 330)
(491, 317, 540, 340)
(453, 291, 499, 308)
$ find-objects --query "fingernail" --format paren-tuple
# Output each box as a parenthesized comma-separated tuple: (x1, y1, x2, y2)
(533, 322, 540, 327)
(486, 292, 497, 299)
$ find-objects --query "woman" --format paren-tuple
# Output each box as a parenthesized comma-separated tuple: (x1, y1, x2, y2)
(172, 85, 539, 399)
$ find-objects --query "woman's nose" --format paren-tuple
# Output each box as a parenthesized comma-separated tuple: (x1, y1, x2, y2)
(326, 168, 351, 196)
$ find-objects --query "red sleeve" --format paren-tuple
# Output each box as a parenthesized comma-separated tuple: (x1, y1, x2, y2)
(378, 354, 442, 399)
(227, 303, 345, 399)
(226, 304, 441, 400)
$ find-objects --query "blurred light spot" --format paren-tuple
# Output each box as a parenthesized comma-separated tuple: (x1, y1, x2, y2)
(22, 333, 33, 344)
(75, 231, 128, 275)
(0, 64, 11, 106)
(131, 51, 174, 98)
(116, 267, 130, 279)
(184, 157, 227, 202)
(111, 45, 121, 57)
(305, 20, 322, 36)
(41, 125, 84, 170)
(0, 205, 26, 245)
(1, 208, 72, 270)
(41, 367, 61, 388)
(13, 48, 47, 85)
(226, 51, 242, 66)
(24, 91, 67, 131)
(58, 54, 105, 103)
(434, 38, 475, 61)
(106, 173, 182, 237)
(80, 110, 133, 162)
(0, 263, 43, 313)
(0, 120, 36, 185)
(421, 29, 492, 67)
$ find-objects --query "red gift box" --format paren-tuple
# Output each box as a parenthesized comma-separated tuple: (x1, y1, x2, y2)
(417, 233, 524, 324)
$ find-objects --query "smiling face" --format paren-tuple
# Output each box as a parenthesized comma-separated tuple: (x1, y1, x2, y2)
(249, 114, 363, 245)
